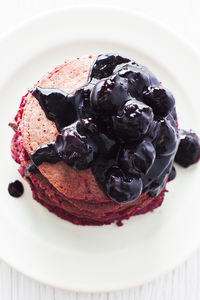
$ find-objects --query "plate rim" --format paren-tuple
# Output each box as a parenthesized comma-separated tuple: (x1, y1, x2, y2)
(1, 4, 200, 58)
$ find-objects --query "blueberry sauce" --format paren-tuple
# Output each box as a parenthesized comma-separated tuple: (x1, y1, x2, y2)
(32, 88, 77, 132)
(168, 166, 176, 182)
(175, 129, 200, 168)
(8, 180, 24, 197)
(28, 53, 180, 204)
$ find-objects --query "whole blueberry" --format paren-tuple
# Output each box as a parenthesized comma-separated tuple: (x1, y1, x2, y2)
(56, 122, 94, 170)
(77, 118, 99, 135)
(78, 117, 110, 137)
(31, 143, 60, 166)
(155, 119, 178, 156)
(119, 141, 156, 176)
(117, 64, 159, 97)
(91, 54, 130, 79)
(143, 86, 175, 117)
(105, 166, 143, 203)
(90, 74, 129, 114)
(175, 129, 200, 167)
(112, 98, 154, 140)
(8, 180, 24, 198)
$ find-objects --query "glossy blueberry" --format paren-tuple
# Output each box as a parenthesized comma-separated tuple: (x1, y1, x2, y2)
(143, 86, 175, 117)
(56, 122, 94, 170)
(90, 74, 129, 114)
(118, 64, 159, 97)
(105, 166, 143, 203)
(155, 119, 177, 155)
(90, 54, 130, 79)
(31, 143, 60, 166)
(112, 99, 154, 140)
(8, 180, 24, 198)
(119, 141, 156, 176)
(175, 129, 200, 167)
(78, 118, 101, 135)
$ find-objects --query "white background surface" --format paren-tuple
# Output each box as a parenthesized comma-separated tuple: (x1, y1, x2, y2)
(0, 0, 200, 299)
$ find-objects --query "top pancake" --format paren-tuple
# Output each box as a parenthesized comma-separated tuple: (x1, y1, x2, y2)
(22, 55, 111, 201)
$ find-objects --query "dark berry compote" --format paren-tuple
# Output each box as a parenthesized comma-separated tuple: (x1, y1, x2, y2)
(175, 129, 200, 167)
(24, 53, 199, 205)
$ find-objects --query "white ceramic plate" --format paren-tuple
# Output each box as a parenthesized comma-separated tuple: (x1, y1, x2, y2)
(0, 5, 199, 292)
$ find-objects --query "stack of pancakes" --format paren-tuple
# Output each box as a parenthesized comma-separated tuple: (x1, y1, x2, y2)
(10, 56, 165, 226)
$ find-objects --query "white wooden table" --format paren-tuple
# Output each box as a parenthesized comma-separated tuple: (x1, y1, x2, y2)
(0, 0, 200, 299)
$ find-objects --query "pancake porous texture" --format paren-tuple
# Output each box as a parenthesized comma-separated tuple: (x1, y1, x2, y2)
(10, 53, 189, 226)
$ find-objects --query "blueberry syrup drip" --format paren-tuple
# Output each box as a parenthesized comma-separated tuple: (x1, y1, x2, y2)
(8, 180, 24, 197)
(32, 88, 77, 132)
(28, 53, 180, 204)
(175, 129, 200, 168)
(168, 166, 176, 182)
